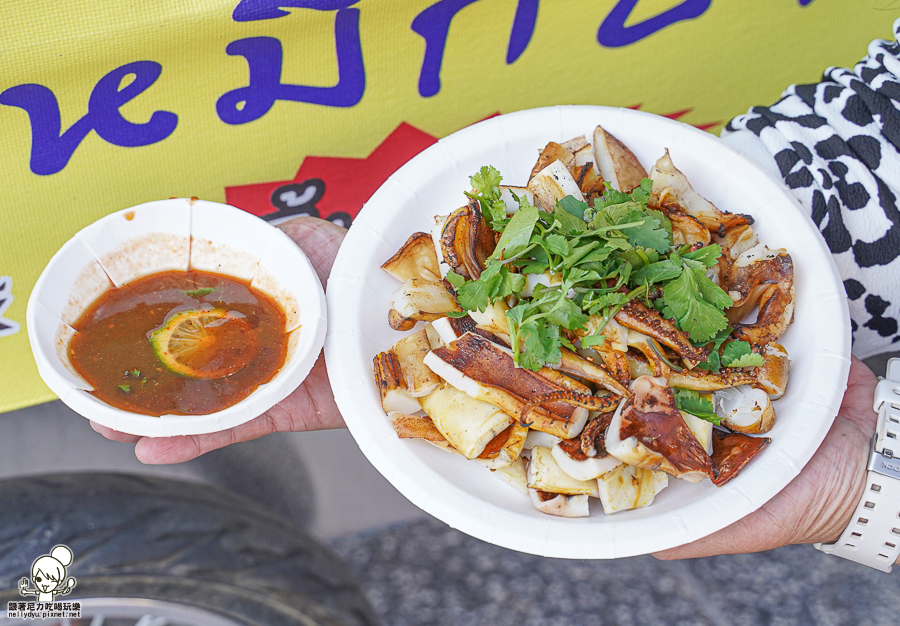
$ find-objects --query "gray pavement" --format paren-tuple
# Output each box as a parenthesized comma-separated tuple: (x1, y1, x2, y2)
(330, 517, 900, 626)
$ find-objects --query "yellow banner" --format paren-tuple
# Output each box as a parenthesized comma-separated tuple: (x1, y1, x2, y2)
(0, 0, 891, 412)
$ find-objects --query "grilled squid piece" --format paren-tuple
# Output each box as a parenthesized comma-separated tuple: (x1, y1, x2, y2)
(754, 342, 790, 399)
(529, 141, 575, 182)
(478, 421, 529, 469)
(626, 331, 671, 377)
(528, 490, 591, 518)
(492, 456, 528, 493)
(552, 416, 622, 481)
(593, 125, 647, 193)
(725, 244, 794, 346)
(666, 366, 758, 391)
(518, 390, 619, 429)
(499, 185, 535, 214)
(420, 386, 513, 459)
(576, 317, 631, 388)
(373, 351, 421, 414)
(439, 200, 496, 281)
(391, 329, 442, 397)
(551, 349, 632, 398)
(615, 299, 710, 364)
(388, 412, 457, 453)
(423, 332, 589, 439)
(389, 278, 463, 330)
(650, 150, 751, 235)
(468, 301, 512, 344)
(665, 208, 711, 247)
(712, 223, 759, 285)
(605, 376, 714, 482)
(680, 410, 714, 455)
(710, 429, 771, 486)
(596, 464, 669, 515)
(713, 385, 776, 434)
(381, 232, 442, 283)
(528, 159, 585, 210)
(527, 446, 600, 497)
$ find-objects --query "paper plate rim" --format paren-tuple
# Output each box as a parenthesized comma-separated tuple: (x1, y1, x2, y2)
(325, 105, 851, 558)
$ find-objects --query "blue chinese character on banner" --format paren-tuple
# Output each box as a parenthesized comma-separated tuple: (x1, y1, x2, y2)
(219, 1, 364, 123)
(411, 0, 539, 98)
(0, 61, 177, 176)
(597, 0, 711, 48)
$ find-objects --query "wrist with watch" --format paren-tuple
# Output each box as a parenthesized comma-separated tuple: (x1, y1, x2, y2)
(814, 357, 900, 572)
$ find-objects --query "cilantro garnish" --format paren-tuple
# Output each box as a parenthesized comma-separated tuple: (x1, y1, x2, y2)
(467, 166, 509, 231)
(673, 387, 721, 425)
(186, 287, 215, 298)
(720, 341, 765, 368)
(448, 167, 738, 371)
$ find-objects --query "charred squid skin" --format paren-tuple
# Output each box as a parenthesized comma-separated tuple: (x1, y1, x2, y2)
(710, 428, 771, 486)
(517, 389, 619, 428)
(615, 299, 710, 363)
(606, 376, 714, 482)
(439, 200, 496, 281)
(725, 245, 794, 346)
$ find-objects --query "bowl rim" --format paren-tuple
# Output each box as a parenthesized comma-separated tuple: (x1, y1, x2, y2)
(324, 104, 852, 558)
(26, 198, 327, 437)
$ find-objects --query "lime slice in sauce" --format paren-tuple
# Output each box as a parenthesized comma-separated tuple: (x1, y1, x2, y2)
(149, 309, 259, 379)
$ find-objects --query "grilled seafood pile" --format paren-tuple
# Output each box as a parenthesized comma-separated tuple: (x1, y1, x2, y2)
(374, 125, 793, 518)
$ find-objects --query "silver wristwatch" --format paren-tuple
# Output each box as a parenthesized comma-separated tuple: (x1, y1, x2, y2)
(814, 357, 900, 572)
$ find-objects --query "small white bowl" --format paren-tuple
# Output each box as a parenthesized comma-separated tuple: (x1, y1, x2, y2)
(26, 198, 326, 437)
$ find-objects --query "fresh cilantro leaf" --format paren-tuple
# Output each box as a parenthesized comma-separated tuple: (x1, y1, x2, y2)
(544, 233, 571, 257)
(445, 270, 466, 289)
(580, 333, 606, 348)
(570, 242, 612, 267)
(558, 195, 589, 219)
(493, 202, 539, 260)
(519, 319, 561, 372)
(693, 269, 735, 311)
(584, 291, 626, 315)
(629, 178, 653, 206)
(721, 341, 765, 368)
(631, 258, 682, 286)
(445, 310, 468, 318)
(552, 204, 587, 235)
(682, 244, 722, 268)
(471, 165, 502, 197)
(696, 326, 733, 372)
(539, 293, 590, 330)
(454, 277, 494, 312)
(647, 208, 672, 238)
(453, 263, 525, 312)
(620, 210, 670, 253)
(673, 388, 721, 425)
(186, 287, 214, 298)
(661, 268, 730, 343)
(469, 166, 508, 231)
(595, 186, 631, 208)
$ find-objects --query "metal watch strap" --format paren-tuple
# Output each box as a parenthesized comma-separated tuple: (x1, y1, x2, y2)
(815, 357, 900, 572)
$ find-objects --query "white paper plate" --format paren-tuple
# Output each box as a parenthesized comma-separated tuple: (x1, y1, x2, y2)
(27, 198, 326, 438)
(325, 105, 851, 558)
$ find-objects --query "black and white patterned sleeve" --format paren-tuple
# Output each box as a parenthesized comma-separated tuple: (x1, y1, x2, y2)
(721, 18, 900, 360)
